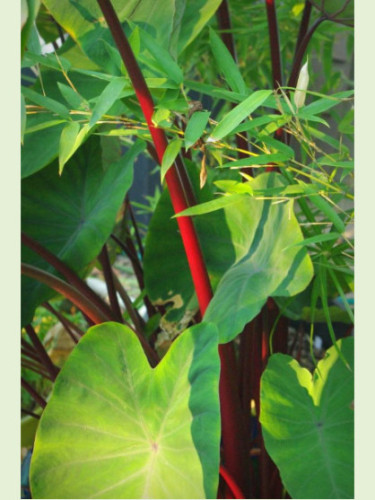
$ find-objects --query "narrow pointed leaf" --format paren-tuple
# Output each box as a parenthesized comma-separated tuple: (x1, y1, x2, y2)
(139, 27, 183, 84)
(209, 28, 247, 94)
(161, 139, 182, 181)
(89, 77, 125, 127)
(59, 121, 81, 173)
(30, 322, 221, 499)
(22, 86, 70, 118)
(208, 90, 272, 142)
(185, 111, 211, 150)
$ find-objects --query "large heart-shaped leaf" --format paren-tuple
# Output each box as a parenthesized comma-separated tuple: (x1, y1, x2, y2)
(30, 321, 221, 498)
(260, 337, 354, 499)
(21, 136, 144, 326)
(204, 172, 313, 342)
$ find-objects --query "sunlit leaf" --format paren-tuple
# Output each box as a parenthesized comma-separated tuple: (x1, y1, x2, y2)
(30, 322, 221, 499)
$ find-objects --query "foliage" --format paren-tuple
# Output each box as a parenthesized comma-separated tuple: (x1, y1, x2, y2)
(260, 336, 354, 498)
(20, 0, 354, 498)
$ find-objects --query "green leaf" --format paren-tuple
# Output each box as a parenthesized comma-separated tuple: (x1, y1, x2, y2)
(220, 152, 290, 169)
(57, 82, 88, 110)
(23, 51, 72, 72)
(22, 86, 70, 119)
(21, 94, 27, 144)
(260, 337, 354, 499)
(30, 322, 221, 499)
(139, 27, 183, 84)
(204, 173, 313, 342)
(302, 90, 353, 116)
(152, 108, 172, 127)
(185, 111, 210, 150)
(285, 232, 341, 249)
(308, 194, 346, 233)
(22, 114, 66, 178)
(175, 194, 245, 217)
(161, 139, 182, 181)
(177, 0, 222, 54)
(209, 28, 247, 95)
(58, 121, 81, 173)
(144, 162, 237, 323)
(89, 77, 125, 127)
(21, 137, 144, 326)
(21, 0, 41, 58)
(208, 90, 272, 142)
(258, 135, 295, 158)
(338, 107, 354, 135)
(185, 80, 245, 103)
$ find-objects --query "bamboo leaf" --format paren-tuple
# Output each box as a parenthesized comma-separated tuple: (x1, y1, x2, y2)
(209, 28, 248, 94)
(175, 194, 245, 217)
(59, 121, 81, 174)
(161, 139, 182, 181)
(220, 152, 290, 169)
(308, 194, 346, 233)
(89, 77, 125, 127)
(284, 232, 341, 249)
(139, 27, 183, 84)
(22, 86, 70, 118)
(208, 90, 272, 142)
(185, 111, 210, 150)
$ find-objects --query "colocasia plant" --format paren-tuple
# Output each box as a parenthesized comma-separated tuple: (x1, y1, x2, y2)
(21, 0, 354, 498)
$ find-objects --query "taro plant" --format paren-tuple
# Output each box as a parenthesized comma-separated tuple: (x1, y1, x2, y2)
(21, 0, 354, 498)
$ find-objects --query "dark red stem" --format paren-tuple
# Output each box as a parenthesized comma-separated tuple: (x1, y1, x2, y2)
(98, 244, 124, 323)
(126, 197, 145, 257)
(22, 232, 115, 321)
(293, 1, 313, 64)
(42, 301, 83, 342)
(96, 1, 248, 495)
(21, 378, 47, 409)
(219, 465, 245, 499)
(265, 0, 283, 89)
(21, 263, 111, 324)
(25, 324, 60, 380)
(288, 15, 326, 88)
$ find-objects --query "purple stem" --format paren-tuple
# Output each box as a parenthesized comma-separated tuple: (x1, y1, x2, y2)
(265, 0, 283, 89)
(21, 378, 47, 408)
(98, 245, 124, 323)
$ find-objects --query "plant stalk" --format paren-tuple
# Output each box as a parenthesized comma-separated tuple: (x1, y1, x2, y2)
(264, 0, 283, 89)
(25, 324, 60, 380)
(98, 245, 124, 323)
(22, 232, 115, 321)
(96, 1, 249, 495)
(21, 263, 111, 324)
(42, 301, 83, 342)
(21, 378, 47, 408)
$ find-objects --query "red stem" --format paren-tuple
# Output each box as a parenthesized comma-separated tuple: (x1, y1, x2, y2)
(96, 1, 249, 495)
(22, 232, 115, 321)
(265, 0, 283, 89)
(21, 263, 110, 324)
(292, 1, 313, 64)
(219, 465, 245, 499)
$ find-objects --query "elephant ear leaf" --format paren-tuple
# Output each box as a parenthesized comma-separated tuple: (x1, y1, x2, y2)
(21, 137, 144, 326)
(204, 172, 314, 342)
(30, 321, 221, 499)
(260, 337, 354, 499)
